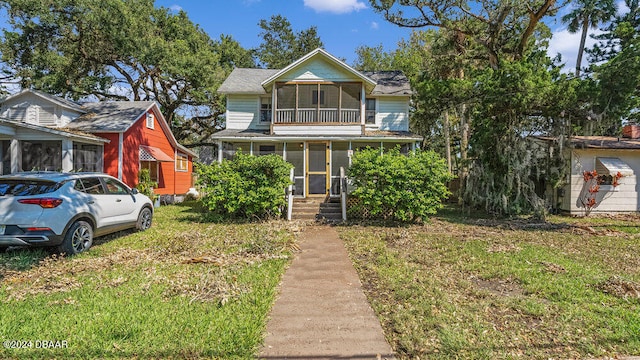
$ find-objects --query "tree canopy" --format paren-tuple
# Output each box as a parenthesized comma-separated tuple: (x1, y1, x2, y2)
(0, 0, 253, 146)
(255, 14, 324, 69)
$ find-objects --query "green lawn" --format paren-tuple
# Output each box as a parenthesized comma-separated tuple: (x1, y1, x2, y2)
(338, 208, 640, 359)
(0, 202, 297, 359)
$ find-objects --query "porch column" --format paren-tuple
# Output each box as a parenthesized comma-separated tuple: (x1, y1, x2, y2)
(61, 139, 73, 172)
(283, 142, 287, 161)
(10, 138, 20, 173)
(117, 133, 123, 180)
(217, 140, 223, 163)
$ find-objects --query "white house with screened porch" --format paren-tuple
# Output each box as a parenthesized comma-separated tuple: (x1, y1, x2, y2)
(214, 48, 421, 204)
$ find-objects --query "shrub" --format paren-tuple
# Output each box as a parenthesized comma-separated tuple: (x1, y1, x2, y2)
(196, 153, 293, 220)
(348, 147, 453, 222)
(137, 168, 158, 202)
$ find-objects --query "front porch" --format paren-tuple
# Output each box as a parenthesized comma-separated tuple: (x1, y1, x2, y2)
(0, 119, 106, 174)
(210, 130, 421, 198)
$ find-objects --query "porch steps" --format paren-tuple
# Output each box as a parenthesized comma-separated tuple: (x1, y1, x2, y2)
(292, 198, 343, 222)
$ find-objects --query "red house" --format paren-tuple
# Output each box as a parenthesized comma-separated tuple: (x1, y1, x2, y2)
(0, 90, 196, 197)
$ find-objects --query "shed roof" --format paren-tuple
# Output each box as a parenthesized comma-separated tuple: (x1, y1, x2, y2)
(535, 136, 640, 150)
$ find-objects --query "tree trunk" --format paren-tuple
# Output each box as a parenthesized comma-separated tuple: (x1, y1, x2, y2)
(576, 20, 590, 77)
(443, 109, 452, 173)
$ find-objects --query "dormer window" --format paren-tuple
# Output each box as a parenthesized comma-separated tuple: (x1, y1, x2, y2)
(146, 113, 155, 129)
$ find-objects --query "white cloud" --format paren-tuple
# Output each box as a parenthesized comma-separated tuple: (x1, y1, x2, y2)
(548, 27, 603, 73)
(370, 21, 379, 30)
(303, 0, 367, 14)
(169, 4, 183, 12)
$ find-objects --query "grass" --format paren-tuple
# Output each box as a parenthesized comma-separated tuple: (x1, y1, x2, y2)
(0, 202, 299, 359)
(338, 207, 640, 359)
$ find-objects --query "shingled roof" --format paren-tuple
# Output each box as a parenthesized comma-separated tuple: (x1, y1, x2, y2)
(67, 101, 154, 132)
(218, 68, 412, 96)
(535, 135, 640, 150)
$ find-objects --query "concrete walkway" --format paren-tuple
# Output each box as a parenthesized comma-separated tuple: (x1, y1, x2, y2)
(260, 225, 395, 359)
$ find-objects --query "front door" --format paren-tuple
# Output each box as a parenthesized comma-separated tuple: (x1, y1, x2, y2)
(306, 142, 329, 196)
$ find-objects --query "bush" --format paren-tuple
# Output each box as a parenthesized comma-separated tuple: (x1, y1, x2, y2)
(196, 153, 293, 220)
(348, 147, 453, 222)
(137, 168, 158, 202)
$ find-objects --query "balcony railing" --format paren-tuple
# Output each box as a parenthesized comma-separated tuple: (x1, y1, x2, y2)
(274, 109, 360, 124)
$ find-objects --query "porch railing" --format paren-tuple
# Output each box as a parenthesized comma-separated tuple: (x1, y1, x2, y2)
(275, 109, 360, 124)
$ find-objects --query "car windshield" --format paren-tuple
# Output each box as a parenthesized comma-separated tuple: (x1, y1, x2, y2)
(0, 179, 63, 196)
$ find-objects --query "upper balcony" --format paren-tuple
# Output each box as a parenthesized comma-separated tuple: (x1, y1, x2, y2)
(271, 82, 364, 126)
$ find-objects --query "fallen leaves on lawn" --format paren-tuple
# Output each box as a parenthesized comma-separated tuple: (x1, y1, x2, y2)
(161, 269, 249, 305)
(596, 276, 640, 301)
(2, 254, 81, 301)
(1, 220, 298, 302)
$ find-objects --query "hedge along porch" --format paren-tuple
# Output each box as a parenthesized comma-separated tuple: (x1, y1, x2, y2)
(211, 130, 420, 198)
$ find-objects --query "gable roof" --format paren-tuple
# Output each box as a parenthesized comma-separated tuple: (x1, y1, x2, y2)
(68, 101, 196, 157)
(217, 49, 411, 96)
(260, 48, 377, 90)
(1, 89, 86, 113)
(69, 101, 155, 132)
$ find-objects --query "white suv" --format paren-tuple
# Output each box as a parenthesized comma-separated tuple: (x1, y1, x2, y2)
(0, 172, 153, 254)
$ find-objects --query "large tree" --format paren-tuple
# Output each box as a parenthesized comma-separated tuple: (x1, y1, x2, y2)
(368, 0, 579, 217)
(562, 0, 616, 77)
(0, 0, 251, 146)
(368, 0, 559, 69)
(588, 0, 640, 124)
(255, 15, 323, 69)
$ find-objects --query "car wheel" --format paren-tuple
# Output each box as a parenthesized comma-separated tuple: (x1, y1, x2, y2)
(0, 246, 7, 253)
(58, 220, 93, 255)
(136, 207, 152, 231)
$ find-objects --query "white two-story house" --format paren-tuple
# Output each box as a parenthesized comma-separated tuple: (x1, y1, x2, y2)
(215, 48, 422, 198)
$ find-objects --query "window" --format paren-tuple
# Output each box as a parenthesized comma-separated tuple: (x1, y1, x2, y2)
(1, 141, 10, 175)
(260, 97, 272, 123)
(365, 98, 376, 124)
(176, 153, 188, 171)
(74, 177, 105, 195)
(103, 177, 129, 194)
(22, 141, 62, 171)
(0, 180, 63, 196)
(312, 90, 325, 105)
(146, 113, 155, 129)
(259, 145, 276, 156)
(140, 161, 158, 182)
(73, 144, 103, 172)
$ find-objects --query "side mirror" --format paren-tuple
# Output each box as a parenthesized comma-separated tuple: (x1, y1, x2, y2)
(131, 188, 139, 195)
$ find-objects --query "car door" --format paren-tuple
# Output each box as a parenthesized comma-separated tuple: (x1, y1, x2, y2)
(73, 177, 110, 228)
(99, 177, 138, 224)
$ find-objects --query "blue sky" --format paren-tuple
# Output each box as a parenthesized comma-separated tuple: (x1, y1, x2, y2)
(0, 0, 625, 72)
(154, 0, 414, 66)
(152, 0, 604, 71)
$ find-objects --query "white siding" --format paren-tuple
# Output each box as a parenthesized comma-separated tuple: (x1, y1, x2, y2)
(226, 95, 269, 130)
(279, 58, 361, 82)
(377, 97, 409, 131)
(561, 149, 640, 213)
(0, 93, 83, 127)
(273, 125, 362, 136)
